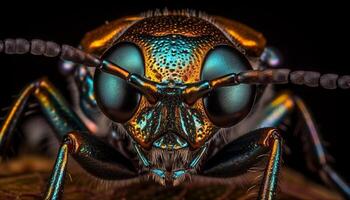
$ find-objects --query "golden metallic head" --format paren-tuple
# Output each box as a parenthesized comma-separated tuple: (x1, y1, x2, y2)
(83, 11, 265, 185)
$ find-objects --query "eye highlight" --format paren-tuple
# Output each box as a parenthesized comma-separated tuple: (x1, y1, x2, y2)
(201, 46, 256, 127)
(94, 42, 144, 123)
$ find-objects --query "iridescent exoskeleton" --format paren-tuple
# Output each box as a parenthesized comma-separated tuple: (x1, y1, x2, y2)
(0, 11, 349, 200)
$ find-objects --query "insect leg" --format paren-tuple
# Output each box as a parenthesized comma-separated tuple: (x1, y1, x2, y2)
(0, 77, 88, 155)
(293, 96, 350, 199)
(258, 129, 282, 200)
(256, 91, 350, 199)
(201, 128, 282, 200)
(44, 130, 137, 200)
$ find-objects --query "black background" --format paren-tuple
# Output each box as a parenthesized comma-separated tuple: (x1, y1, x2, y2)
(0, 1, 349, 185)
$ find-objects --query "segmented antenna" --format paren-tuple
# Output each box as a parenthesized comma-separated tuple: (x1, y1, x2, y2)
(183, 69, 350, 104)
(0, 38, 100, 67)
(2, 38, 350, 106)
(0, 38, 159, 103)
(237, 69, 350, 89)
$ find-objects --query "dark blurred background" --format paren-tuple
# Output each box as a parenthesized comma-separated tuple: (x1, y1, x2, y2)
(0, 1, 349, 186)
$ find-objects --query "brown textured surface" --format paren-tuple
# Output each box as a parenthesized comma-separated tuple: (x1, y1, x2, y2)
(0, 156, 343, 200)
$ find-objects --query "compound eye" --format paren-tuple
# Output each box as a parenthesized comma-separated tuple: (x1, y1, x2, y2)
(94, 42, 144, 123)
(201, 46, 256, 127)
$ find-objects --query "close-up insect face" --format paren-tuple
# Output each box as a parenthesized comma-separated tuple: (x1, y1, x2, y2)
(88, 14, 260, 184)
(1, 2, 350, 200)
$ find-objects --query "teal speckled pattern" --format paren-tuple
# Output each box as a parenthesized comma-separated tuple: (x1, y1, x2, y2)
(141, 34, 208, 83)
(117, 15, 230, 84)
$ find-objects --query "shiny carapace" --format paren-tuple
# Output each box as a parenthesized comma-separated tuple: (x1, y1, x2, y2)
(86, 12, 261, 185)
(0, 10, 349, 200)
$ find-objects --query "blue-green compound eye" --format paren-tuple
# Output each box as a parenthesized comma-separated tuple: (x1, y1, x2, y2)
(201, 46, 256, 127)
(94, 42, 144, 123)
